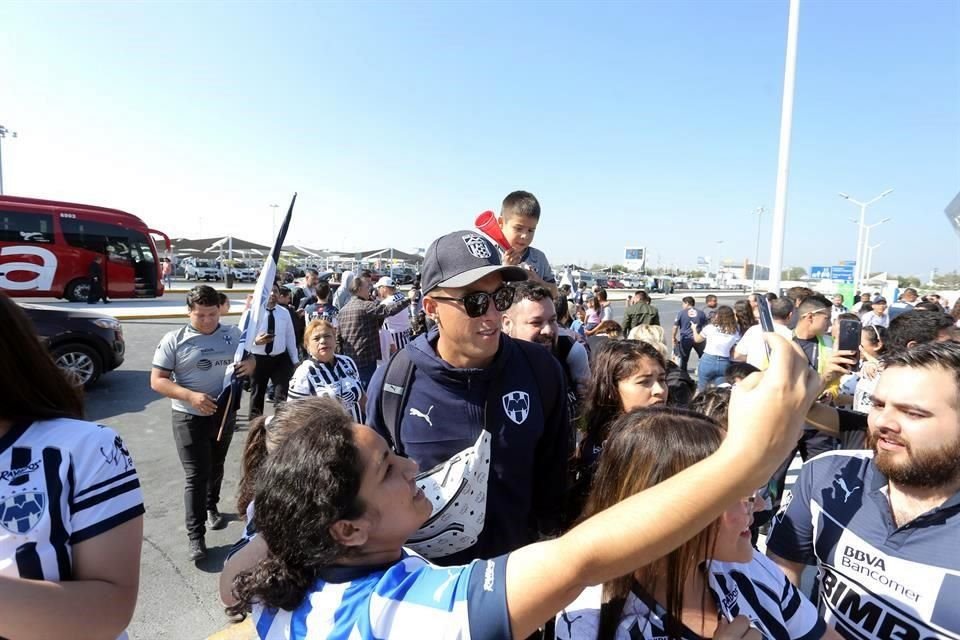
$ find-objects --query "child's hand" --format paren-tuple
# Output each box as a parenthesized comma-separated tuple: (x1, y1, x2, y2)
(503, 247, 524, 266)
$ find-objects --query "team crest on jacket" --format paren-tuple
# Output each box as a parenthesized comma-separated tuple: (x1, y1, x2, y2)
(0, 491, 46, 535)
(502, 391, 531, 425)
(462, 234, 492, 259)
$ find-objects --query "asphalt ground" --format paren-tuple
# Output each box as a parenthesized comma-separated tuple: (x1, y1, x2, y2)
(75, 292, 741, 639)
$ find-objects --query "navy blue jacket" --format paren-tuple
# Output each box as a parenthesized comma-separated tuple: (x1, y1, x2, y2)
(365, 329, 570, 566)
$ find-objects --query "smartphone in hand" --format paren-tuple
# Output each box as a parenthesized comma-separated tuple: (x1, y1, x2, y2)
(837, 319, 862, 365)
(756, 295, 775, 359)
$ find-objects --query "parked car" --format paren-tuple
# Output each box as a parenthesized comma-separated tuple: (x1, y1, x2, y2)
(390, 266, 417, 285)
(20, 303, 125, 387)
(219, 260, 257, 282)
(606, 279, 625, 289)
(183, 258, 221, 281)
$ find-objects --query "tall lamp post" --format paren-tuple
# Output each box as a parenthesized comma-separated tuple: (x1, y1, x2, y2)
(269, 203, 279, 239)
(0, 125, 18, 195)
(839, 188, 893, 292)
(860, 217, 891, 285)
(752, 206, 765, 291)
(865, 241, 883, 284)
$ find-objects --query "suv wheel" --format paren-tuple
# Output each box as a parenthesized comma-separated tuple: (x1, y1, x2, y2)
(65, 279, 92, 302)
(52, 343, 103, 387)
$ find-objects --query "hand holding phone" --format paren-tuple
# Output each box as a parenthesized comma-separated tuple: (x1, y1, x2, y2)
(756, 295, 775, 359)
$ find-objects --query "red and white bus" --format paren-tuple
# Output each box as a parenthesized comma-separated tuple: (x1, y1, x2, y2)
(0, 196, 171, 301)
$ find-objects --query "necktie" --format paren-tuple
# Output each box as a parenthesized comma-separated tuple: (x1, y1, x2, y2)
(265, 308, 275, 355)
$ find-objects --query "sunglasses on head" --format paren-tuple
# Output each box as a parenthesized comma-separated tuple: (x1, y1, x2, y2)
(431, 285, 514, 318)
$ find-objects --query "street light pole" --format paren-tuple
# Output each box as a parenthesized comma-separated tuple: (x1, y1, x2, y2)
(766, 0, 801, 294)
(0, 125, 18, 195)
(714, 240, 724, 283)
(865, 241, 883, 283)
(752, 206, 765, 291)
(860, 217, 891, 283)
(839, 189, 893, 292)
(269, 203, 279, 239)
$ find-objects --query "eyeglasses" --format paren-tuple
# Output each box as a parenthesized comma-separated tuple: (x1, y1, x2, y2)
(431, 285, 514, 318)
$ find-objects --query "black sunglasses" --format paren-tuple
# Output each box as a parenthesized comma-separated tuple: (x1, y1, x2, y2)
(431, 285, 514, 318)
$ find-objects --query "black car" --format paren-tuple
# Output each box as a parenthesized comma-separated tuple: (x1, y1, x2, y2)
(20, 303, 125, 387)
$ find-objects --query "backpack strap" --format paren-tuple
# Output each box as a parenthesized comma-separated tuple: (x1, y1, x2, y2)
(378, 347, 416, 457)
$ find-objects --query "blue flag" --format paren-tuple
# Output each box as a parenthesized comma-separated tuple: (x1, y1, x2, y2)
(215, 193, 297, 438)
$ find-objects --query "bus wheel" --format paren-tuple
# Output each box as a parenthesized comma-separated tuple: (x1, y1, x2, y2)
(52, 343, 102, 387)
(65, 279, 92, 302)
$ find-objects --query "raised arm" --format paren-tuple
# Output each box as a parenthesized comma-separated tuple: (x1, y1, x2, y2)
(503, 334, 820, 639)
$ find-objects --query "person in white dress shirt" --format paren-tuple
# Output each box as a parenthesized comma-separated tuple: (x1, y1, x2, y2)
(248, 283, 300, 420)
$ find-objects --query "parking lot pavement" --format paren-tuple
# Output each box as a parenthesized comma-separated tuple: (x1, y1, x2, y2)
(84, 318, 262, 639)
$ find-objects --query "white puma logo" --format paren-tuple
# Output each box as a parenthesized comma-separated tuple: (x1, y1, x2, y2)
(409, 405, 434, 427)
(833, 478, 861, 503)
(433, 569, 459, 601)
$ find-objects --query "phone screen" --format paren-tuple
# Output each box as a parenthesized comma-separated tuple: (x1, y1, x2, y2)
(756, 295, 775, 358)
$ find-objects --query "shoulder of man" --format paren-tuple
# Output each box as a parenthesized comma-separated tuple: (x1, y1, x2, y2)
(509, 338, 565, 397)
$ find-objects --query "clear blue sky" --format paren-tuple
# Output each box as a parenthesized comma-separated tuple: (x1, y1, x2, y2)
(1, 1, 957, 277)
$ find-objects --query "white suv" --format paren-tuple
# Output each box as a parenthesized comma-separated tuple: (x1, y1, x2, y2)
(183, 258, 221, 281)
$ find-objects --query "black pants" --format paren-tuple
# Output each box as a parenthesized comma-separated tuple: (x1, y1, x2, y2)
(249, 354, 293, 419)
(676, 336, 704, 373)
(87, 278, 107, 303)
(172, 410, 235, 541)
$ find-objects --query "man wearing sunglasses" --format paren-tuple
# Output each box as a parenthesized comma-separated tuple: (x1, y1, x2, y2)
(365, 230, 571, 566)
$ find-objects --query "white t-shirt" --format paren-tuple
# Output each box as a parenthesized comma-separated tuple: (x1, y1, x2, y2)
(557, 552, 824, 640)
(735, 324, 793, 369)
(0, 418, 145, 640)
(700, 325, 741, 357)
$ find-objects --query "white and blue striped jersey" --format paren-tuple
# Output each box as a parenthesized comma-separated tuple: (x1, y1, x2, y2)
(767, 450, 960, 640)
(556, 552, 825, 640)
(287, 355, 364, 422)
(253, 549, 510, 639)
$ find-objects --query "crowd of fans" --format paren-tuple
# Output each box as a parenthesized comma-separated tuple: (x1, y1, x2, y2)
(2, 189, 959, 639)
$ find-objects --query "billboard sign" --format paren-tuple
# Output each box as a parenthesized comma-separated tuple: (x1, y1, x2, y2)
(832, 265, 855, 283)
(624, 247, 646, 270)
(810, 266, 832, 280)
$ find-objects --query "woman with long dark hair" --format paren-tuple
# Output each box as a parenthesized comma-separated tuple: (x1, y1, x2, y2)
(558, 408, 839, 640)
(0, 292, 144, 639)
(733, 299, 757, 336)
(691, 306, 741, 390)
(225, 336, 821, 639)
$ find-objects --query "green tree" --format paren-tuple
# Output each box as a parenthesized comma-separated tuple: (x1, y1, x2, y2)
(687, 270, 706, 278)
(893, 274, 922, 289)
(609, 264, 627, 273)
(781, 267, 807, 280)
(933, 271, 960, 288)
(589, 263, 607, 271)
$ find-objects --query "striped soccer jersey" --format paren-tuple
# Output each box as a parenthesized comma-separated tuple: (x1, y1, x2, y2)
(1, 419, 144, 582)
(288, 355, 364, 421)
(767, 450, 960, 640)
(253, 549, 509, 639)
(556, 552, 824, 640)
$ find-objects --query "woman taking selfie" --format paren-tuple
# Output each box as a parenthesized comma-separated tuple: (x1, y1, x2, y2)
(0, 292, 144, 639)
(557, 408, 840, 640)
(226, 334, 821, 640)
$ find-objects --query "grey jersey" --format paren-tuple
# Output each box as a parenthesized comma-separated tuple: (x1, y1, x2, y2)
(153, 323, 243, 415)
(500, 246, 555, 284)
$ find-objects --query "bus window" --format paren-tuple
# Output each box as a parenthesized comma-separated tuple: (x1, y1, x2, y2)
(0, 210, 55, 243)
(61, 217, 110, 253)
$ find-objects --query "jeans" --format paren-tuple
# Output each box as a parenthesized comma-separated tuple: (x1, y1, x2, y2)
(697, 353, 730, 390)
(171, 410, 235, 540)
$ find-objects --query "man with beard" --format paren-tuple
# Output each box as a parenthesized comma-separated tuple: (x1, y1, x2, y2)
(502, 280, 590, 409)
(767, 341, 960, 639)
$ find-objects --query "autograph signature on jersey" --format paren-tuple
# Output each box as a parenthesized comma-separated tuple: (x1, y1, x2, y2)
(100, 436, 134, 470)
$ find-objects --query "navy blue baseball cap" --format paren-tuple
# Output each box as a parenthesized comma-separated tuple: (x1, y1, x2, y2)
(421, 230, 527, 294)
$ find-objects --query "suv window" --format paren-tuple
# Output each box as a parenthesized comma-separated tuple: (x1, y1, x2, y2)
(0, 210, 55, 243)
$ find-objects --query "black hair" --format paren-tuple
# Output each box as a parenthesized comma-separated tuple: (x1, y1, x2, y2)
(705, 294, 717, 302)
(765, 292, 778, 303)
(305, 268, 319, 278)
(724, 361, 759, 384)
(886, 311, 956, 355)
(881, 341, 960, 404)
(796, 293, 831, 316)
(555, 294, 572, 327)
(689, 387, 732, 429)
(229, 398, 366, 616)
(510, 280, 552, 304)
(218, 292, 228, 306)
(187, 285, 220, 309)
(316, 282, 331, 302)
(682, 296, 695, 307)
(914, 301, 943, 312)
(0, 292, 84, 421)
(770, 296, 795, 321)
(501, 190, 541, 220)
